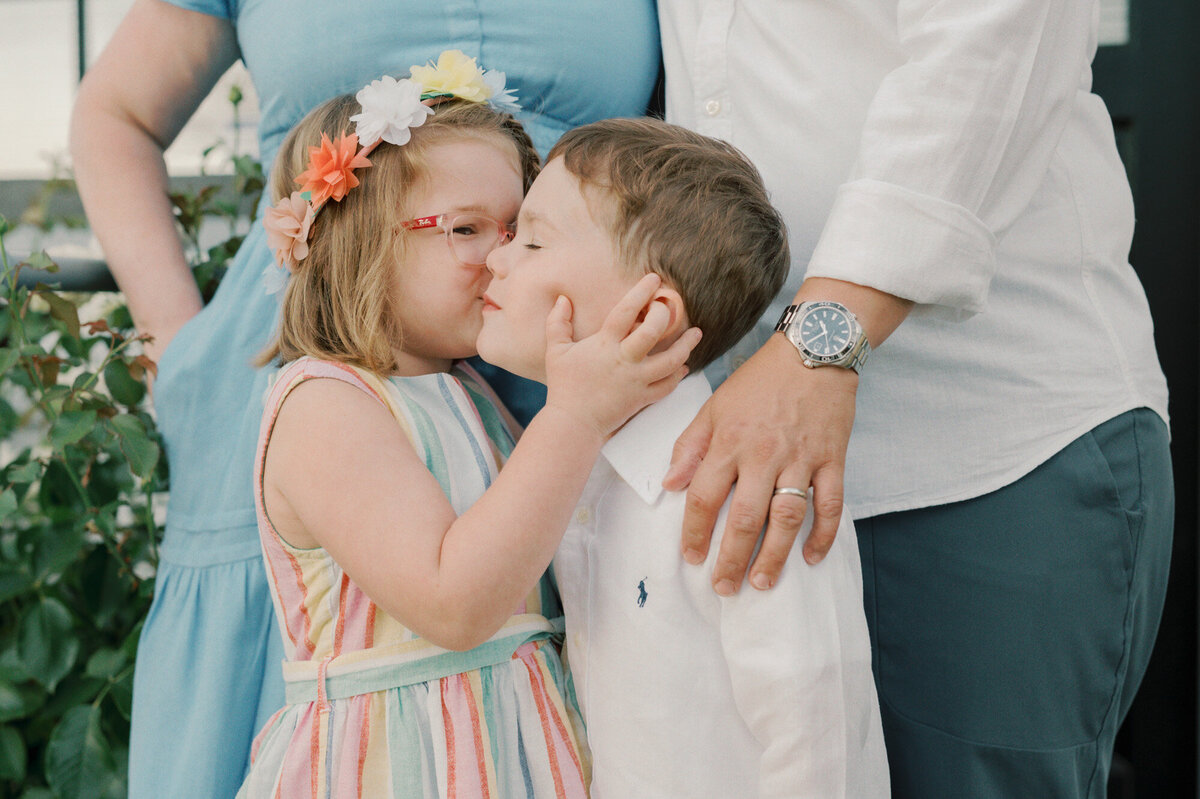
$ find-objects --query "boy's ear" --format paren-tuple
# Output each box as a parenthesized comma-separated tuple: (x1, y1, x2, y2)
(638, 283, 690, 340)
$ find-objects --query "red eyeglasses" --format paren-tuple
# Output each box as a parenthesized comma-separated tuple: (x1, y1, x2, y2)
(402, 213, 516, 266)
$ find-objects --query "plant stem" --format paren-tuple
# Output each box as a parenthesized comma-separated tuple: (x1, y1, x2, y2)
(142, 485, 158, 562)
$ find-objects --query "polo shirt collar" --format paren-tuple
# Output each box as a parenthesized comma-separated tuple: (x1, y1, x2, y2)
(599, 374, 713, 506)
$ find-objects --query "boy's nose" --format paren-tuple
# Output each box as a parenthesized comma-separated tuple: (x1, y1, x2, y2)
(485, 243, 508, 277)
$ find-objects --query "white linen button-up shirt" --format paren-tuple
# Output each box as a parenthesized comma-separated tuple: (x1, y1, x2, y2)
(552, 375, 890, 798)
(660, 0, 1170, 518)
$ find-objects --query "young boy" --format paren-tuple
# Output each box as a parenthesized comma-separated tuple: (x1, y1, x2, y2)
(477, 118, 890, 797)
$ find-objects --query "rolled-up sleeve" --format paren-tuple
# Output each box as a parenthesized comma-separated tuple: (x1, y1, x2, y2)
(806, 0, 1097, 316)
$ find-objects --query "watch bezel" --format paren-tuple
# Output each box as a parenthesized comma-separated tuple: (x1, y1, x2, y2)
(776, 301, 869, 370)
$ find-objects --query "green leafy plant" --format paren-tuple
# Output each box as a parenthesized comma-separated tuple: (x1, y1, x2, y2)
(0, 215, 161, 799)
(0, 83, 260, 797)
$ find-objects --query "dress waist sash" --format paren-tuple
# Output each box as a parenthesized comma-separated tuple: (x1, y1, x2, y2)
(282, 614, 563, 705)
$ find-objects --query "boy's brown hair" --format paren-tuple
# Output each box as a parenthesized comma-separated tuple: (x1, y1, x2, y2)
(546, 118, 789, 371)
(260, 97, 540, 372)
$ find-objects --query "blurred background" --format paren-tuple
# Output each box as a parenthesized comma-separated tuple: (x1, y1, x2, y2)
(0, 0, 1195, 795)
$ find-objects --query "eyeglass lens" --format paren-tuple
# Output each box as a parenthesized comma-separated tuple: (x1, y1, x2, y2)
(445, 215, 513, 265)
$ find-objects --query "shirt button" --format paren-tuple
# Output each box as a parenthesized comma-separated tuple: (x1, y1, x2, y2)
(574, 506, 593, 525)
(704, 99, 722, 116)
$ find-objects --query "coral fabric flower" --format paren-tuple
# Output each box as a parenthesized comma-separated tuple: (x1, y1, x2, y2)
(410, 49, 491, 103)
(262, 191, 313, 273)
(294, 133, 373, 206)
(351, 76, 434, 147)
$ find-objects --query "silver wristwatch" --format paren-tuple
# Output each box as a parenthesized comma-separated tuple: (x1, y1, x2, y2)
(774, 301, 870, 372)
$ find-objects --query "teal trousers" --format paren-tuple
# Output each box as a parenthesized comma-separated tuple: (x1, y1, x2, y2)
(856, 408, 1173, 798)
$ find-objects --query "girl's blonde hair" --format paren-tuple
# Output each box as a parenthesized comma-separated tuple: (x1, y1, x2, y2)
(259, 97, 540, 372)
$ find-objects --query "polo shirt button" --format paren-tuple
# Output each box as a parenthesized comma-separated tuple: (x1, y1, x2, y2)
(574, 506, 593, 525)
(705, 99, 722, 116)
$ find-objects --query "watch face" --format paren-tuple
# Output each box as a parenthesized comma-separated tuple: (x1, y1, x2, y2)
(798, 304, 853, 360)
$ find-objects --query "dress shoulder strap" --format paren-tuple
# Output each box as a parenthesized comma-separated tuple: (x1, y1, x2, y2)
(254, 358, 419, 546)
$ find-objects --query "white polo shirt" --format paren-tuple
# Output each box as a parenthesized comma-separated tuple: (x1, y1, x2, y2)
(552, 375, 889, 798)
(660, 0, 1170, 518)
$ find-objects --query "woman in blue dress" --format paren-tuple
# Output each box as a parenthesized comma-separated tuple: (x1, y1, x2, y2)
(69, 2, 660, 795)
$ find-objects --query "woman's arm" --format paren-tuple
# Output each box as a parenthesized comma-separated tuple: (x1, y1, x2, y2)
(666, 279, 910, 595)
(265, 279, 700, 651)
(70, 0, 240, 363)
(667, 0, 1098, 593)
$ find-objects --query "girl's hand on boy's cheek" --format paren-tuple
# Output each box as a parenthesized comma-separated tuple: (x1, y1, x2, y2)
(543, 274, 701, 439)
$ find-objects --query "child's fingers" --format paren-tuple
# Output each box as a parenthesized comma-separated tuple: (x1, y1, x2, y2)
(601, 273, 663, 339)
(640, 326, 702, 379)
(620, 300, 672, 360)
(545, 295, 575, 347)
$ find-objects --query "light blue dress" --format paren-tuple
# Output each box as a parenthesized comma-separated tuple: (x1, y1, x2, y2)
(132, 2, 659, 796)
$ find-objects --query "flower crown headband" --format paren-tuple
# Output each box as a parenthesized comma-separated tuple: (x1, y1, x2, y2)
(262, 50, 521, 283)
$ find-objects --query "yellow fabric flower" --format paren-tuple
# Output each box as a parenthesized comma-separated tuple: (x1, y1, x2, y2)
(409, 49, 491, 103)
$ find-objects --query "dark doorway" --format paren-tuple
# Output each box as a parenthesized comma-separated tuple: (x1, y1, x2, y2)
(1092, 0, 1200, 796)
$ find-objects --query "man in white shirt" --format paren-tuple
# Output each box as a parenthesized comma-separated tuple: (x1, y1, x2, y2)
(657, 1, 1174, 795)
(478, 117, 890, 797)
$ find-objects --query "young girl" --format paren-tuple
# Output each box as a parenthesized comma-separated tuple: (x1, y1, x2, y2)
(238, 55, 698, 798)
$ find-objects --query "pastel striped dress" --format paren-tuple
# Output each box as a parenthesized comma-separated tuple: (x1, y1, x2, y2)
(238, 357, 590, 799)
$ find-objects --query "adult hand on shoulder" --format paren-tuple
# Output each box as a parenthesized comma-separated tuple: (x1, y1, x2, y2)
(664, 333, 857, 594)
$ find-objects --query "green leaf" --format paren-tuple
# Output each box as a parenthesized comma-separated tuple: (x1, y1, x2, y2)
(0, 680, 41, 723)
(0, 684, 23, 723)
(0, 396, 18, 439)
(35, 288, 80, 339)
(39, 460, 86, 516)
(22, 250, 57, 273)
(0, 488, 17, 520)
(0, 724, 26, 782)
(19, 789, 57, 799)
(107, 414, 141, 439)
(102, 360, 145, 407)
(106, 304, 133, 330)
(85, 648, 127, 680)
(17, 597, 79, 691)
(49, 410, 97, 450)
(0, 347, 20, 375)
(46, 705, 113, 799)
(61, 332, 87, 358)
(37, 673, 103, 721)
(109, 416, 159, 480)
(0, 565, 32, 604)
(109, 670, 133, 722)
(0, 646, 31, 684)
(32, 523, 87, 583)
(72, 370, 95, 392)
(0, 212, 9, 236)
(7, 459, 42, 485)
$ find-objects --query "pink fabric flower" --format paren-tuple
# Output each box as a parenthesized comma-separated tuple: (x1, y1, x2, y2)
(263, 192, 313, 273)
(294, 132, 373, 206)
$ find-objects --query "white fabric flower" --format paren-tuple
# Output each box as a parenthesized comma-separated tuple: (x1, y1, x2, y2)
(351, 76, 434, 147)
(482, 69, 522, 113)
